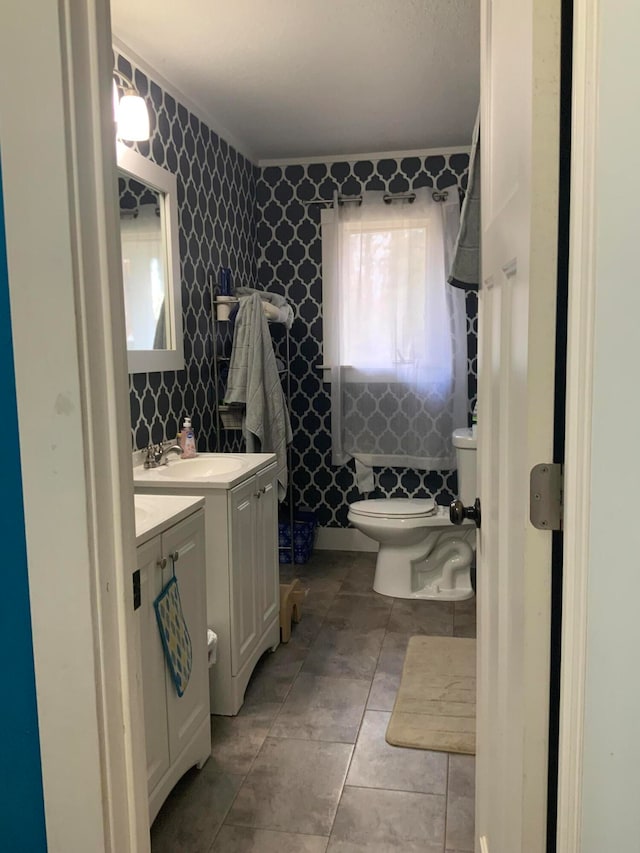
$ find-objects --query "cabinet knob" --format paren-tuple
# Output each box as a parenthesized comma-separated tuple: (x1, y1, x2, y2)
(254, 491, 262, 499)
(156, 557, 167, 569)
(170, 551, 180, 562)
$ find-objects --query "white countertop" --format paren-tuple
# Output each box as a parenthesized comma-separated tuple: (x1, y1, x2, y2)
(134, 494, 205, 546)
(133, 452, 277, 491)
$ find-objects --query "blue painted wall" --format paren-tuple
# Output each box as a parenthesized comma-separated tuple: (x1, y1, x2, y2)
(0, 160, 47, 850)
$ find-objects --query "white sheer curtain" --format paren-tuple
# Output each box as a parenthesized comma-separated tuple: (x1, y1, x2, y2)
(322, 188, 467, 473)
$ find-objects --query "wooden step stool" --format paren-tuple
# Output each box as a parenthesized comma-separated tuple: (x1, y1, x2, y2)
(279, 580, 305, 643)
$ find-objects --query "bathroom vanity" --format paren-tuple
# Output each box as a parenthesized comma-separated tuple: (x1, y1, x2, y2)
(134, 453, 280, 716)
(134, 494, 210, 824)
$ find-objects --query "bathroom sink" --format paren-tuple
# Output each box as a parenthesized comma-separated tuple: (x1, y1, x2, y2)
(154, 456, 245, 480)
(134, 493, 206, 545)
(133, 452, 277, 490)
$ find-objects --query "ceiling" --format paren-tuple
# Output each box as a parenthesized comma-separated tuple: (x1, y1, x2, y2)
(110, 0, 480, 163)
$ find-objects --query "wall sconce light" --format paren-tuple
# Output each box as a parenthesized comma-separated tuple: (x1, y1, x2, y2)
(113, 69, 150, 142)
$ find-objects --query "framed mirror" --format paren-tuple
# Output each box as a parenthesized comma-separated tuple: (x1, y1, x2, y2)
(116, 142, 184, 373)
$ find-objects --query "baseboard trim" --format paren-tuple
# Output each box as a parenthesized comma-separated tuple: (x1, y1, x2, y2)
(315, 526, 378, 552)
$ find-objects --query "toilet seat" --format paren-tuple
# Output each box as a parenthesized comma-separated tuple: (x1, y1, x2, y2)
(349, 498, 436, 520)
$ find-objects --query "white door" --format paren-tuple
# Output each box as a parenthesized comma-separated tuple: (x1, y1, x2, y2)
(476, 0, 562, 850)
(228, 478, 259, 675)
(163, 511, 209, 762)
(137, 536, 170, 795)
(255, 467, 279, 632)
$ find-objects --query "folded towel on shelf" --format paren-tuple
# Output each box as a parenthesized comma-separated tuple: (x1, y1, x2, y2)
(224, 293, 292, 499)
(234, 287, 294, 329)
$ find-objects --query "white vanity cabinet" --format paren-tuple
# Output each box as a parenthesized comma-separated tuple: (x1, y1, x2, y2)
(228, 466, 279, 679)
(134, 495, 210, 824)
(134, 453, 281, 716)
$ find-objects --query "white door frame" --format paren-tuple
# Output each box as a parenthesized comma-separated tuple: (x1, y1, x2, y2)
(558, 0, 640, 849)
(1, 2, 148, 850)
(555, 0, 597, 846)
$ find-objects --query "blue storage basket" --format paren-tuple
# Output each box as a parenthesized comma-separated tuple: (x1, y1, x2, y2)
(279, 510, 317, 564)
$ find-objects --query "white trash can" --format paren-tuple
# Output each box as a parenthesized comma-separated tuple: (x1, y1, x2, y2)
(207, 628, 218, 668)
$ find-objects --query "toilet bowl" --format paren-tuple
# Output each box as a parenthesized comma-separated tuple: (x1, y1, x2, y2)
(347, 428, 477, 601)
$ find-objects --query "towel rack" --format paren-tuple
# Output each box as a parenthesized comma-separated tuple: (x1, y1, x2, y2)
(210, 281, 296, 566)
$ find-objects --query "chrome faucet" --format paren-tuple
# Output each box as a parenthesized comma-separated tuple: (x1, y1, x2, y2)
(144, 443, 183, 468)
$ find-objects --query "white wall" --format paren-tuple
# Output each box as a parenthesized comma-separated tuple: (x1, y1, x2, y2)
(580, 1, 640, 847)
(0, 5, 107, 848)
(0, 2, 148, 850)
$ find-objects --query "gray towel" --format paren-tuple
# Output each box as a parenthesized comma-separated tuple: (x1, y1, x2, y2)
(449, 110, 480, 292)
(234, 287, 294, 329)
(224, 293, 292, 499)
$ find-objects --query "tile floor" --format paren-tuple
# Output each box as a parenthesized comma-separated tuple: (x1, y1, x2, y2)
(151, 550, 476, 853)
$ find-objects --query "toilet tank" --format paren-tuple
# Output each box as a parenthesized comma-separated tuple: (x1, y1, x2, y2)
(452, 428, 477, 506)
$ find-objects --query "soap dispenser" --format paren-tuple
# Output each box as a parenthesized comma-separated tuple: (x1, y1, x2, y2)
(180, 417, 197, 459)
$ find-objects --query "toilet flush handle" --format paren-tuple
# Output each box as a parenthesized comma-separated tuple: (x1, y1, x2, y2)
(449, 498, 481, 529)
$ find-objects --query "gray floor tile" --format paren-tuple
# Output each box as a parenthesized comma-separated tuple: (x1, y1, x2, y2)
(150, 764, 243, 853)
(327, 786, 446, 852)
(152, 551, 476, 852)
(338, 561, 377, 595)
(279, 565, 297, 583)
(302, 626, 385, 680)
(445, 754, 476, 851)
(211, 702, 281, 775)
(338, 576, 377, 596)
(300, 551, 354, 579)
(303, 581, 343, 616)
(298, 576, 345, 596)
(270, 672, 370, 743)
(387, 598, 454, 635)
(324, 592, 393, 632)
(211, 826, 329, 852)
(367, 633, 410, 711)
(284, 610, 326, 649)
(367, 669, 401, 713)
(346, 710, 448, 794)
(448, 753, 475, 797)
(225, 737, 353, 835)
(243, 643, 307, 706)
(453, 598, 477, 638)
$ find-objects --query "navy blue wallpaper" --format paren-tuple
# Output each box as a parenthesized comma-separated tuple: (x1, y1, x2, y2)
(116, 51, 259, 451)
(117, 50, 477, 528)
(254, 154, 477, 527)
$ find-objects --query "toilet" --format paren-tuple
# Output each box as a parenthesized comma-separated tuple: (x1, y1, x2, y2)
(347, 428, 477, 601)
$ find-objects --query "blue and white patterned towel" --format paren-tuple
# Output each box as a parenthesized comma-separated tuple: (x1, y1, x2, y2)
(154, 576, 192, 697)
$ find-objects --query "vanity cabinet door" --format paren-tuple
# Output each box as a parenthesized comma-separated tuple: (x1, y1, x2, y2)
(137, 535, 170, 795)
(162, 511, 209, 764)
(228, 476, 258, 676)
(255, 467, 279, 632)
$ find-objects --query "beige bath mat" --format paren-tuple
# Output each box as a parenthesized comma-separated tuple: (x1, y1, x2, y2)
(386, 635, 476, 755)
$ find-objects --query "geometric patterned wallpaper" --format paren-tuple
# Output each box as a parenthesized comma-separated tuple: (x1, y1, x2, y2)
(116, 50, 259, 452)
(117, 49, 477, 528)
(255, 154, 477, 526)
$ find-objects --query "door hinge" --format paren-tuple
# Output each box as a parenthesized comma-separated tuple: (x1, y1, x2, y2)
(530, 463, 563, 531)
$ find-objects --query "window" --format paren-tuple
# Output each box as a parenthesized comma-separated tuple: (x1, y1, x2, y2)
(321, 188, 467, 470)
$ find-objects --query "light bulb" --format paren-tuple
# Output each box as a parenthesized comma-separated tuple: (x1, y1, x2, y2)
(116, 91, 150, 142)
